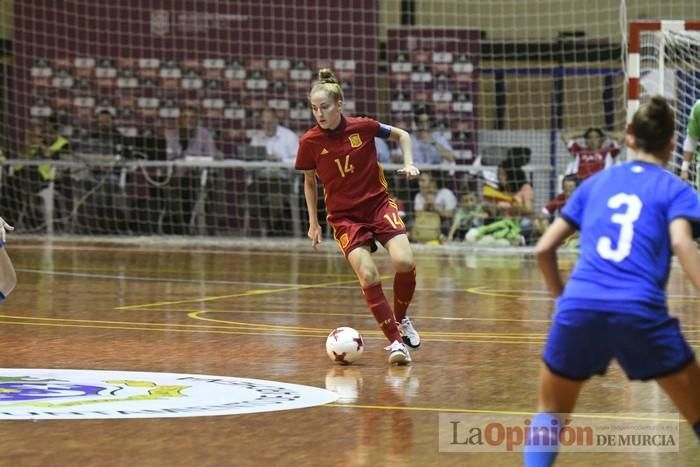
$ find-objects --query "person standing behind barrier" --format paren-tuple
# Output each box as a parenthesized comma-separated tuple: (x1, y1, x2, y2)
(296, 68, 421, 365)
(250, 107, 299, 236)
(164, 107, 219, 234)
(73, 109, 128, 233)
(679, 99, 700, 187)
(15, 120, 71, 231)
(562, 127, 625, 180)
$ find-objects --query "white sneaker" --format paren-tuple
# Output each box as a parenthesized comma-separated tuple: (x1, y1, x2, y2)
(398, 317, 421, 349)
(385, 340, 411, 365)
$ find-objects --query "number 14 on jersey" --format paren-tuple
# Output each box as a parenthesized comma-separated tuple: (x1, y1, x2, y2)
(334, 155, 355, 177)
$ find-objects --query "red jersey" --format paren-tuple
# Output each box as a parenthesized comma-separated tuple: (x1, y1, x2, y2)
(295, 116, 389, 214)
(542, 193, 568, 216)
(567, 139, 620, 180)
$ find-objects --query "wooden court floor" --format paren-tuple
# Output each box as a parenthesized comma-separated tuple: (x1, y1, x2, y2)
(0, 239, 698, 466)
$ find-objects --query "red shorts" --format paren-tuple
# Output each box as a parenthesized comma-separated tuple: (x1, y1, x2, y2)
(328, 199, 407, 256)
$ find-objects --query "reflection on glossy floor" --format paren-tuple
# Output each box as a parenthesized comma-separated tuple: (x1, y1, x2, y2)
(0, 239, 698, 466)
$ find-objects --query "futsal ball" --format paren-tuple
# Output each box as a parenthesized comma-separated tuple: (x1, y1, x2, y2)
(326, 327, 364, 365)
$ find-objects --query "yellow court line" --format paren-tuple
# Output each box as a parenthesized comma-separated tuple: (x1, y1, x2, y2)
(0, 314, 334, 334)
(7, 320, 687, 344)
(0, 320, 326, 338)
(323, 404, 684, 423)
(188, 311, 551, 338)
(187, 311, 548, 338)
(187, 311, 329, 332)
(190, 314, 549, 339)
(0, 320, 551, 344)
(468, 286, 700, 304)
(115, 275, 391, 310)
(126, 306, 555, 323)
(466, 286, 539, 298)
(0, 314, 546, 340)
(0, 317, 694, 344)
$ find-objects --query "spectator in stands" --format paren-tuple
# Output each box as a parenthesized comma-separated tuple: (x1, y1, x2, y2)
(11, 119, 71, 231)
(493, 157, 534, 217)
(562, 127, 625, 180)
(164, 106, 219, 234)
(411, 108, 456, 165)
(375, 137, 393, 164)
(72, 109, 129, 233)
(73, 109, 124, 156)
(249, 107, 299, 236)
(413, 172, 457, 235)
(534, 174, 580, 237)
(471, 157, 534, 245)
(447, 192, 488, 242)
(165, 106, 219, 161)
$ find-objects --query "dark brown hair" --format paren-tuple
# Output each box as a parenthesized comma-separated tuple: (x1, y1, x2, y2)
(629, 96, 675, 154)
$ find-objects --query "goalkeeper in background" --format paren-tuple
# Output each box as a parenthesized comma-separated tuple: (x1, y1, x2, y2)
(0, 217, 17, 303)
(680, 99, 700, 188)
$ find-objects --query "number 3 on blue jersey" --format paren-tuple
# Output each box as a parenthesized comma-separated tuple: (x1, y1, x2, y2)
(596, 193, 643, 262)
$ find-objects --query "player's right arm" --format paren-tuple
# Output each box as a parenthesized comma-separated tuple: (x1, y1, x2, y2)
(670, 218, 700, 290)
(534, 217, 577, 298)
(303, 170, 322, 249)
(681, 101, 700, 181)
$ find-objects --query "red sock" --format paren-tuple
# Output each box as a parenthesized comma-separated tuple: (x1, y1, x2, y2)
(362, 283, 402, 344)
(393, 268, 416, 322)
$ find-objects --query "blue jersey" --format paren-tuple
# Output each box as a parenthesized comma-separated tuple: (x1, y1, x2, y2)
(558, 161, 700, 315)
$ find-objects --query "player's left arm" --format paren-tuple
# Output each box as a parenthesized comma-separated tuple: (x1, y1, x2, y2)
(385, 125, 419, 178)
(534, 217, 577, 298)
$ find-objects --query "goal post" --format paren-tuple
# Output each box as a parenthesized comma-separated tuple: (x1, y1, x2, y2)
(627, 20, 700, 179)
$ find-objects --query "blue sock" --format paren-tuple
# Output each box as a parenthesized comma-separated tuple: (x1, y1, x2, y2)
(694, 421, 700, 440)
(523, 412, 560, 467)
(0, 291, 4, 303)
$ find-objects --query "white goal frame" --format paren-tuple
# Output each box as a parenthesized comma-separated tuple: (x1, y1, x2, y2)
(627, 19, 700, 123)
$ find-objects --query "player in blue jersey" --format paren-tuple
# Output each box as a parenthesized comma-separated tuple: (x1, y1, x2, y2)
(0, 216, 17, 303)
(525, 96, 700, 466)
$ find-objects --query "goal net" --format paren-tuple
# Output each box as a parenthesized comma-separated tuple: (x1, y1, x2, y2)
(629, 20, 700, 186)
(0, 1, 698, 241)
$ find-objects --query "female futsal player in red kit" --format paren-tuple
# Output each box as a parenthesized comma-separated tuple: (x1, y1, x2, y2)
(295, 69, 420, 364)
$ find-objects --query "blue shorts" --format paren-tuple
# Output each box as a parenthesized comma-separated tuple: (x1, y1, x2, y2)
(543, 309, 695, 381)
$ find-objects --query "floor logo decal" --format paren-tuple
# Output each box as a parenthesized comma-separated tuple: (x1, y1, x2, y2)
(0, 369, 337, 419)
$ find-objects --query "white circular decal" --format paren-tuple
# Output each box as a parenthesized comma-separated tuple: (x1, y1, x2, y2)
(0, 369, 338, 419)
